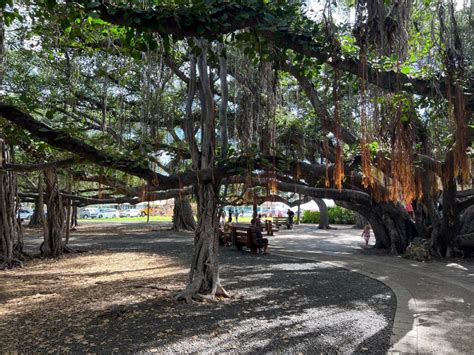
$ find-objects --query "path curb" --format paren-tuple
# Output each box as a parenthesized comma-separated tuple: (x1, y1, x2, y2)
(272, 251, 419, 354)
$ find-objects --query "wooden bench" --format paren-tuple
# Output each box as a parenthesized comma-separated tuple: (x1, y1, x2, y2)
(264, 220, 279, 236)
(231, 224, 259, 254)
(273, 217, 292, 229)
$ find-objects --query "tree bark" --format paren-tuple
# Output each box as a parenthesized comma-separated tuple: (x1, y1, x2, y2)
(29, 173, 46, 227)
(315, 198, 329, 229)
(172, 196, 196, 231)
(354, 212, 368, 229)
(431, 152, 459, 257)
(175, 40, 228, 302)
(338, 200, 416, 253)
(65, 179, 72, 244)
(177, 182, 225, 302)
(0, 136, 23, 268)
(218, 43, 229, 159)
(43, 169, 65, 257)
(72, 205, 78, 227)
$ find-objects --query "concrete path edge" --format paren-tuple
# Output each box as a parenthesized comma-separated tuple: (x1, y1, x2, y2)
(272, 251, 419, 354)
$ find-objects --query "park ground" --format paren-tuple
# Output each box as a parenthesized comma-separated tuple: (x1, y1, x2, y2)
(1, 223, 473, 353)
(0, 223, 397, 353)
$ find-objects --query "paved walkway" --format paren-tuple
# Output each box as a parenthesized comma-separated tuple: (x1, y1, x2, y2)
(270, 225, 474, 354)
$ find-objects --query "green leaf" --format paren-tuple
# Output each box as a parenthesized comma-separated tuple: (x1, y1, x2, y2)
(45, 0, 56, 10)
(400, 66, 413, 75)
(196, 25, 205, 34)
(46, 110, 55, 120)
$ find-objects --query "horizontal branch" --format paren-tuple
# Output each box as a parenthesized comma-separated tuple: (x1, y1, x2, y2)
(0, 104, 168, 183)
(2, 158, 79, 172)
(19, 187, 192, 207)
(225, 176, 373, 205)
(279, 61, 358, 145)
(88, 1, 263, 39)
(458, 196, 474, 212)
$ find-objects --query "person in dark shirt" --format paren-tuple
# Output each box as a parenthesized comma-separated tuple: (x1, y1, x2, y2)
(287, 209, 295, 228)
(227, 208, 233, 223)
(251, 219, 268, 254)
(255, 214, 263, 230)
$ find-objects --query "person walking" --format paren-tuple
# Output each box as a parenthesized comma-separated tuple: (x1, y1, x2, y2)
(361, 225, 371, 246)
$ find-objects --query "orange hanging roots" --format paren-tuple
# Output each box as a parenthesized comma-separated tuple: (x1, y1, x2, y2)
(243, 189, 253, 204)
(332, 68, 344, 191)
(269, 178, 278, 194)
(390, 115, 416, 205)
(451, 84, 470, 186)
(361, 140, 372, 189)
(323, 140, 330, 188)
(359, 45, 372, 190)
(333, 142, 344, 190)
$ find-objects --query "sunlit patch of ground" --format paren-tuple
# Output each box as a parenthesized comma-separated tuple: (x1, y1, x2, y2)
(0, 250, 188, 351)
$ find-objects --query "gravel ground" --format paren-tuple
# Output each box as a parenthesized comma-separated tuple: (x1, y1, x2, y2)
(1, 226, 396, 353)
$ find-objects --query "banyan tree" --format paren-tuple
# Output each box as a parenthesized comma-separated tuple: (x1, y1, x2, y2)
(0, 0, 472, 298)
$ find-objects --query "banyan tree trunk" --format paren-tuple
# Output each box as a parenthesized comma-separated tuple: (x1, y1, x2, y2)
(0, 137, 23, 268)
(43, 169, 65, 257)
(65, 181, 72, 244)
(172, 196, 196, 231)
(438, 155, 459, 257)
(252, 199, 258, 220)
(354, 212, 368, 229)
(71, 205, 78, 227)
(175, 182, 227, 302)
(339, 200, 417, 253)
(29, 173, 45, 227)
(315, 198, 329, 229)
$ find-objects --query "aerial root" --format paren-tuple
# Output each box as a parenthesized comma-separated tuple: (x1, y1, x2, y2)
(215, 284, 231, 298)
(0, 258, 23, 270)
(174, 290, 193, 303)
(63, 245, 87, 254)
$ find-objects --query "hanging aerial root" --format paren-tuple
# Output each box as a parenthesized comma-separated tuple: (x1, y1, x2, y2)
(215, 284, 231, 298)
(174, 283, 231, 303)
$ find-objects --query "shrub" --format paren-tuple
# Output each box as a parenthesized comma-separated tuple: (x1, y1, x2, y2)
(301, 207, 356, 225)
(327, 207, 356, 224)
(301, 210, 320, 224)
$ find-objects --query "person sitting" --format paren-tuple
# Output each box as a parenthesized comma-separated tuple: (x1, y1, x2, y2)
(251, 219, 268, 254)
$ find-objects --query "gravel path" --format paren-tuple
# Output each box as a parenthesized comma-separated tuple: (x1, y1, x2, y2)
(3, 226, 396, 353)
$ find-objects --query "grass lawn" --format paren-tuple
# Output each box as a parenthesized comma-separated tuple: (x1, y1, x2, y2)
(79, 215, 173, 223)
(78, 215, 257, 223)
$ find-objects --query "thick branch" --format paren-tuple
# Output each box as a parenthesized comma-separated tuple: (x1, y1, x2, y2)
(280, 61, 357, 145)
(3, 158, 79, 172)
(88, 2, 263, 39)
(0, 104, 165, 183)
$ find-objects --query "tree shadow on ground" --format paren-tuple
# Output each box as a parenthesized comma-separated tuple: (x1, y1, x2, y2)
(0, 229, 396, 353)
